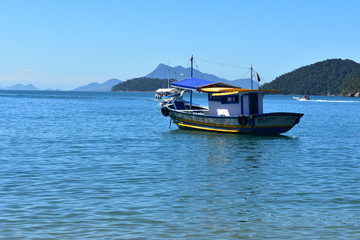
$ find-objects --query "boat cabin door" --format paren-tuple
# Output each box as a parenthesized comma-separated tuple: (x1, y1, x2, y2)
(248, 93, 259, 115)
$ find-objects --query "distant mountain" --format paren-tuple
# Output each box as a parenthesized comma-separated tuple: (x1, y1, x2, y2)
(73, 78, 122, 91)
(262, 59, 360, 95)
(112, 63, 261, 92)
(3, 84, 39, 90)
(146, 63, 259, 89)
(224, 78, 259, 89)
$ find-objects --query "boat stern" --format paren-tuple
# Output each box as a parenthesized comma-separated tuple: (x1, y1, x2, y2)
(245, 112, 304, 134)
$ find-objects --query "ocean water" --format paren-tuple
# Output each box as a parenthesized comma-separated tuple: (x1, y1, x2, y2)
(0, 90, 359, 240)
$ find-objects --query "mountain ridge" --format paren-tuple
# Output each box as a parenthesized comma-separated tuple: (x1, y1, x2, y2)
(145, 63, 259, 89)
(1, 84, 39, 90)
(4, 59, 360, 95)
(72, 78, 122, 91)
(111, 63, 260, 92)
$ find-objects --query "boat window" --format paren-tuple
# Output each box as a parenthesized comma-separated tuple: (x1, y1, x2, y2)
(221, 95, 239, 104)
(208, 94, 222, 101)
(208, 94, 239, 104)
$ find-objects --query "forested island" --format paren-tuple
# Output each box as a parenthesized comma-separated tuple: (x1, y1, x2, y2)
(261, 59, 360, 96)
(112, 59, 360, 96)
(111, 77, 176, 92)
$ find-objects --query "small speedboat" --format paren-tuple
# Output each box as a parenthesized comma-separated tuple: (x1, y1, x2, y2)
(293, 96, 310, 101)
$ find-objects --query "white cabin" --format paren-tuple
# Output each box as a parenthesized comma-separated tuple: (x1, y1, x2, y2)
(208, 92, 265, 116)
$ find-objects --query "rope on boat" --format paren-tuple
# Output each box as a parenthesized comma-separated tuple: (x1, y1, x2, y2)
(194, 57, 269, 84)
(195, 57, 249, 69)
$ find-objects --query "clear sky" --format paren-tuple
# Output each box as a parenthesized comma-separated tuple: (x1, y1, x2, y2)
(1, 0, 359, 90)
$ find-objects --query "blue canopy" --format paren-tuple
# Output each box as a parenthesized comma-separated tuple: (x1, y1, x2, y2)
(171, 78, 215, 90)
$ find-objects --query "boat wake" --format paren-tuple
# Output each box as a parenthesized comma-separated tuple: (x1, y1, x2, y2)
(293, 97, 359, 103)
(309, 99, 360, 103)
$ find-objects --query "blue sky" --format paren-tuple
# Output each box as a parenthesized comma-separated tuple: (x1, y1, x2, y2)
(1, 0, 359, 90)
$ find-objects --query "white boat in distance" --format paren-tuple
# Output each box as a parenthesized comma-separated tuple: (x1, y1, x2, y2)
(160, 57, 304, 135)
(293, 96, 310, 101)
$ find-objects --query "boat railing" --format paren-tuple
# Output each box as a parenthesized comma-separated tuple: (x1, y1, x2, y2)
(179, 109, 208, 115)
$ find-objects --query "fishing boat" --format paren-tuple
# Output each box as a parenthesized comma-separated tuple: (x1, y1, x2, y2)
(160, 57, 304, 135)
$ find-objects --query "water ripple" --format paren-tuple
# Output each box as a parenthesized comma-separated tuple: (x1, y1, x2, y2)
(0, 92, 359, 239)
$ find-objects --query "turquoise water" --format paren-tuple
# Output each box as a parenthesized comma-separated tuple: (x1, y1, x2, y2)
(0, 90, 359, 239)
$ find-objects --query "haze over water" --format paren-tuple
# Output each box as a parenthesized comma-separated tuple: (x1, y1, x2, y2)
(0, 91, 359, 239)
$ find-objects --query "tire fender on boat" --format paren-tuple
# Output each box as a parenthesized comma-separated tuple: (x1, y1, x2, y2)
(237, 115, 248, 126)
(161, 107, 169, 117)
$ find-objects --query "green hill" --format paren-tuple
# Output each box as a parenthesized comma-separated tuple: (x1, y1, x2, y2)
(261, 59, 360, 95)
(342, 77, 360, 95)
(111, 77, 176, 92)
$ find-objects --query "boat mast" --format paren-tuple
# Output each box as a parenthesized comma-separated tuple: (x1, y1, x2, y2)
(250, 65, 253, 90)
(190, 55, 194, 109)
(167, 66, 170, 88)
(190, 55, 194, 78)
